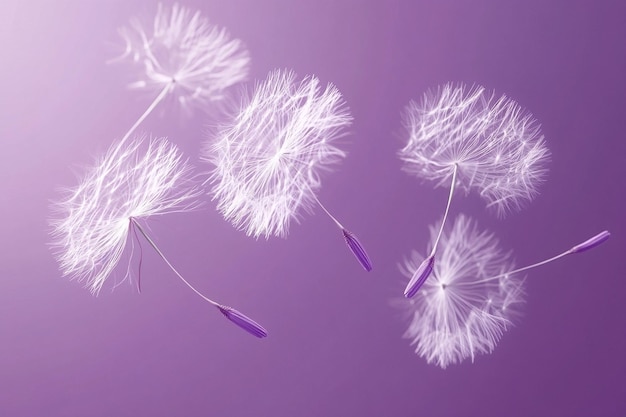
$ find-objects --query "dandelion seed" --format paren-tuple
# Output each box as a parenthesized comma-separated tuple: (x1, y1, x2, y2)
(132, 219, 268, 337)
(568, 230, 610, 254)
(399, 214, 522, 368)
(110, 2, 250, 142)
(403, 254, 434, 298)
(49, 136, 201, 294)
(398, 83, 550, 291)
(342, 229, 373, 272)
(218, 305, 268, 338)
(50, 136, 266, 337)
(398, 216, 611, 368)
(204, 69, 372, 271)
(481, 230, 612, 280)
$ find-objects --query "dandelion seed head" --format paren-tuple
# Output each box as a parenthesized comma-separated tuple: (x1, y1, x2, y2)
(398, 214, 525, 368)
(49, 136, 201, 294)
(399, 83, 550, 215)
(111, 3, 249, 114)
(204, 69, 352, 238)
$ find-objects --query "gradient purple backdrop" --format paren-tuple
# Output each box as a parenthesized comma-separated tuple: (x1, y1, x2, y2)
(1, 1, 624, 416)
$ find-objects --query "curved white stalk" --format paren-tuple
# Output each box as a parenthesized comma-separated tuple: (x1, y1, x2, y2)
(431, 163, 458, 256)
(120, 83, 173, 145)
(129, 217, 268, 338)
(473, 230, 611, 284)
(310, 191, 344, 230)
(130, 217, 218, 306)
(309, 188, 372, 271)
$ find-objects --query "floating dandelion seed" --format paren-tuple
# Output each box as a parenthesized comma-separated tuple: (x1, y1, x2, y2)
(403, 254, 434, 299)
(480, 230, 611, 280)
(131, 219, 267, 338)
(217, 305, 268, 338)
(400, 214, 523, 368)
(110, 2, 250, 142)
(399, 215, 610, 368)
(399, 83, 550, 293)
(49, 136, 201, 293)
(203, 69, 372, 271)
(50, 136, 267, 338)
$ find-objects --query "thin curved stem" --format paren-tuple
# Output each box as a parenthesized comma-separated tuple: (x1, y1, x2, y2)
(307, 186, 372, 271)
(130, 217, 218, 307)
(473, 231, 610, 283)
(472, 252, 571, 284)
(310, 190, 344, 230)
(430, 163, 458, 256)
(490, 251, 571, 281)
(129, 221, 144, 293)
(119, 83, 173, 145)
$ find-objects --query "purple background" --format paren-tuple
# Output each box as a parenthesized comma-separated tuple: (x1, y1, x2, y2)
(1, 1, 624, 416)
